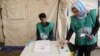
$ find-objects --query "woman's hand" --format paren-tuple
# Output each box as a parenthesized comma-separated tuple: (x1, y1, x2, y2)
(88, 35, 94, 39)
(58, 39, 69, 48)
(87, 34, 94, 39)
(64, 40, 69, 44)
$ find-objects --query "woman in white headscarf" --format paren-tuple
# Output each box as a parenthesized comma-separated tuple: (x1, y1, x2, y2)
(60, 0, 99, 56)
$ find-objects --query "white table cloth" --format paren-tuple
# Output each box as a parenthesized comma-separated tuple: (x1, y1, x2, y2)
(20, 41, 70, 56)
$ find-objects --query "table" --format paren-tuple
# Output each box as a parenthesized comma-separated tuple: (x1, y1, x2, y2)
(20, 41, 71, 56)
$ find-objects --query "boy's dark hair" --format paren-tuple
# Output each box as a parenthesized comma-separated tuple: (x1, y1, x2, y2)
(39, 13, 46, 20)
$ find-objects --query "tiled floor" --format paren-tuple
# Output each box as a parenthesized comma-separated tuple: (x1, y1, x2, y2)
(91, 49, 100, 56)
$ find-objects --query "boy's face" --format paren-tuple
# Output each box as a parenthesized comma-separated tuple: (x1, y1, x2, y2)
(72, 7, 80, 16)
(40, 18, 47, 24)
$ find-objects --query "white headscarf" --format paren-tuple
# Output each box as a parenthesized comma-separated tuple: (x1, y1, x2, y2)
(72, 0, 88, 18)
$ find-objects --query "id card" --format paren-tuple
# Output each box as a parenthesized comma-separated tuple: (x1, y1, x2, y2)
(80, 33, 86, 37)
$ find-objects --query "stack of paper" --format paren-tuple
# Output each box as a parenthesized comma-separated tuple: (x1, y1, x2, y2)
(34, 40, 50, 52)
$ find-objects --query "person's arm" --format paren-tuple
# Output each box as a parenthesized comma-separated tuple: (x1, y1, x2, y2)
(36, 28, 41, 40)
(59, 26, 74, 48)
(66, 26, 74, 41)
(48, 29, 54, 41)
(91, 15, 100, 36)
(86, 9, 99, 39)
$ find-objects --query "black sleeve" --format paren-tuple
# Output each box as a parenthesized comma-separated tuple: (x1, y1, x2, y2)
(36, 28, 41, 40)
(66, 26, 74, 41)
(48, 29, 54, 41)
(91, 15, 100, 36)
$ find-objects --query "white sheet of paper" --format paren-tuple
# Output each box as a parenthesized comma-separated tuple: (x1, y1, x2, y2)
(34, 40, 50, 52)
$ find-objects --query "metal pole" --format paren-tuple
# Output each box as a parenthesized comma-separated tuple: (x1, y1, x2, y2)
(55, 0, 60, 40)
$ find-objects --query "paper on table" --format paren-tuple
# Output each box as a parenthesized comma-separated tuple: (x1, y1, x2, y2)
(34, 40, 50, 52)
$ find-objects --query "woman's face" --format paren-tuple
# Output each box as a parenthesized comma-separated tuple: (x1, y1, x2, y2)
(72, 7, 80, 16)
